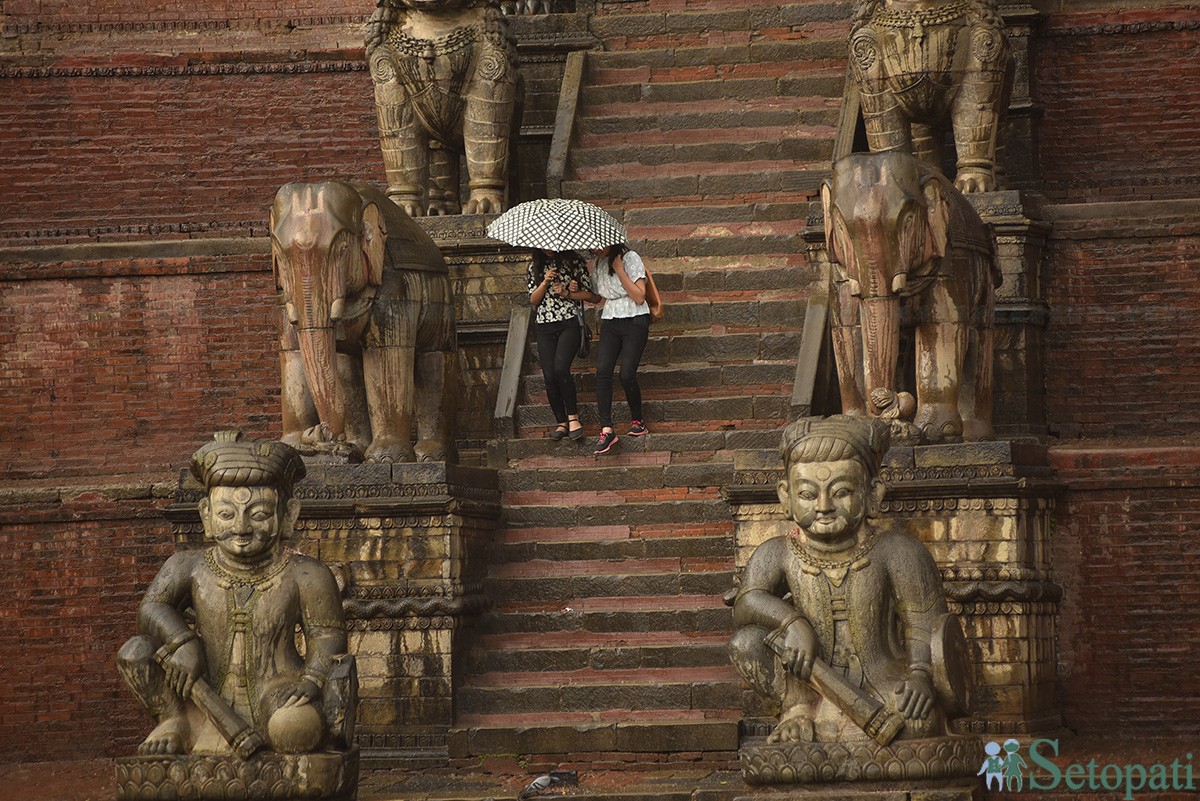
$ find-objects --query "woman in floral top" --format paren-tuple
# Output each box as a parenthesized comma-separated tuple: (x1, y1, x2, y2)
(528, 249, 592, 440)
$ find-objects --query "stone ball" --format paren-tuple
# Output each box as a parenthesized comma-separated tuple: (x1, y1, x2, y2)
(267, 703, 323, 754)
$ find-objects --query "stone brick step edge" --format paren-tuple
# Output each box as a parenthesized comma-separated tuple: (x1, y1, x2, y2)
(477, 605, 733, 636)
(514, 395, 790, 431)
(490, 532, 733, 564)
(499, 428, 783, 463)
(520, 361, 797, 398)
(467, 637, 731, 674)
(449, 718, 741, 758)
(498, 498, 737, 529)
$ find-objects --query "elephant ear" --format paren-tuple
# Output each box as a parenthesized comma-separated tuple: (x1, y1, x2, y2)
(360, 202, 387, 290)
(922, 176, 950, 262)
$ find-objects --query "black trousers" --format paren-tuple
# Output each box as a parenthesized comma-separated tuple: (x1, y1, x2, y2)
(595, 313, 650, 429)
(534, 318, 582, 424)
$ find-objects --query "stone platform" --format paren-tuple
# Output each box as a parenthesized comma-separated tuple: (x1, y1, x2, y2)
(739, 737, 983, 785)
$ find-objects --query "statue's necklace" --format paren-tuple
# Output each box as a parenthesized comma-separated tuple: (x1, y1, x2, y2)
(206, 548, 290, 589)
(786, 529, 878, 572)
(874, 1, 968, 43)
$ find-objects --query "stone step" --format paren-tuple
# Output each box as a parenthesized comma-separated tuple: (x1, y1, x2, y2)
(580, 73, 845, 110)
(561, 173, 827, 214)
(586, 37, 847, 75)
(520, 361, 795, 402)
(486, 569, 734, 603)
(498, 427, 781, 464)
(450, 717, 740, 758)
(577, 105, 841, 141)
(568, 135, 833, 173)
(513, 393, 790, 432)
(478, 601, 732, 636)
(499, 461, 736, 493)
(491, 529, 735, 563)
(469, 632, 730, 673)
(457, 667, 740, 716)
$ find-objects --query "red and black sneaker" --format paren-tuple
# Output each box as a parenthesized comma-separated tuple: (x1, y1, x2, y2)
(593, 430, 619, 455)
(628, 420, 648, 437)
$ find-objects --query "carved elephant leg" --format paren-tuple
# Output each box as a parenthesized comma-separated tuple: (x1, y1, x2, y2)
(426, 143, 461, 216)
(461, 43, 518, 215)
(362, 344, 417, 464)
(371, 56, 428, 218)
(414, 349, 458, 463)
(913, 278, 970, 442)
(830, 279, 868, 416)
(280, 346, 317, 448)
(951, 23, 1011, 192)
(961, 279, 996, 441)
(336, 351, 372, 454)
(859, 296, 902, 415)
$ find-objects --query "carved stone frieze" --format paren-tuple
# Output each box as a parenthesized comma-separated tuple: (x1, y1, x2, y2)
(114, 751, 359, 801)
(741, 736, 983, 784)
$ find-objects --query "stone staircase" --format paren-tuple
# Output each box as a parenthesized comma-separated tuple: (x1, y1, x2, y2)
(450, 1, 852, 771)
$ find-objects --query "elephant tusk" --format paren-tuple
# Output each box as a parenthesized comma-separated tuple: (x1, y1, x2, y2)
(892, 273, 908, 293)
(286, 302, 299, 325)
(330, 298, 346, 322)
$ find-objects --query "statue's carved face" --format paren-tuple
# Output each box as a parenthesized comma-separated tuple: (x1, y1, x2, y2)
(779, 458, 872, 542)
(202, 485, 286, 562)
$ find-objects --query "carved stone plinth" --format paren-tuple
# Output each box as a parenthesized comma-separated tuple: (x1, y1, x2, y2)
(734, 779, 979, 801)
(418, 215, 532, 449)
(725, 440, 1062, 736)
(114, 750, 358, 801)
(741, 737, 982, 785)
(167, 461, 500, 767)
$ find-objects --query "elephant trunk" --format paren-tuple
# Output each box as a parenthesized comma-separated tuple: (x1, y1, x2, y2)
(859, 296, 901, 416)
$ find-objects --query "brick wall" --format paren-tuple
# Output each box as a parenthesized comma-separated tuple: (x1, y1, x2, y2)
(1036, 7, 1200, 202)
(0, 66, 380, 243)
(0, 496, 173, 761)
(0, 254, 280, 480)
(1043, 221, 1200, 440)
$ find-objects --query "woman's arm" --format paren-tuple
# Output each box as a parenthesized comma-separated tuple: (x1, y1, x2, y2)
(613, 254, 647, 304)
(529, 265, 558, 306)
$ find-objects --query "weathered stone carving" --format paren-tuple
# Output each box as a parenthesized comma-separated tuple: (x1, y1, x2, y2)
(731, 416, 975, 779)
(849, 0, 1012, 192)
(366, 0, 519, 216)
(822, 151, 999, 443)
(116, 432, 357, 800)
(272, 181, 458, 463)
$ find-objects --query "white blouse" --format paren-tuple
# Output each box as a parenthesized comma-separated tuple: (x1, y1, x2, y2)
(593, 250, 651, 320)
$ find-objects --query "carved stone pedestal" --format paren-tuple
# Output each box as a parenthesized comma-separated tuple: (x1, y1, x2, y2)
(966, 191, 1051, 441)
(741, 737, 982, 785)
(726, 440, 1062, 737)
(168, 461, 500, 767)
(114, 750, 359, 801)
(734, 778, 979, 801)
(418, 215, 532, 451)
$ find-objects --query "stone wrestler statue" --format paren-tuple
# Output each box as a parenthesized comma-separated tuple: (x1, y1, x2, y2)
(731, 416, 968, 745)
(118, 432, 353, 757)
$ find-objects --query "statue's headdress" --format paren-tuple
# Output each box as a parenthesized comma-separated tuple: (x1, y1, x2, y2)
(779, 415, 891, 479)
(190, 431, 306, 496)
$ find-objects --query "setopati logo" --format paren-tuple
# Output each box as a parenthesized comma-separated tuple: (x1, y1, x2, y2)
(981, 738, 1196, 800)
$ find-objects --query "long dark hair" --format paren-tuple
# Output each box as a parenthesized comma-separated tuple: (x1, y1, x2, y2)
(603, 242, 630, 276)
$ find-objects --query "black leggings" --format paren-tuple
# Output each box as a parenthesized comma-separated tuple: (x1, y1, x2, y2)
(534, 318, 582, 424)
(595, 314, 650, 429)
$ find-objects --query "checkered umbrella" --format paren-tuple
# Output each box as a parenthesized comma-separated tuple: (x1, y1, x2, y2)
(486, 198, 627, 251)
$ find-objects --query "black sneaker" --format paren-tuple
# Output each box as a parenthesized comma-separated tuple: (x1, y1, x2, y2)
(628, 420, 648, 437)
(593, 430, 619, 455)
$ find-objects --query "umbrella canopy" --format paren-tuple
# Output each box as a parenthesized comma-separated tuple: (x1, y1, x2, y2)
(486, 198, 627, 251)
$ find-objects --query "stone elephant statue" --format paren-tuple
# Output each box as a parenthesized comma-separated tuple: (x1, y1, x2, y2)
(366, 0, 519, 217)
(822, 151, 999, 443)
(848, 0, 1012, 192)
(271, 181, 458, 463)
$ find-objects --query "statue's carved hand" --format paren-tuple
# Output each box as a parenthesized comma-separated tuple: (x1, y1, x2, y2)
(893, 670, 935, 720)
(777, 617, 818, 681)
(282, 679, 322, 708)
(163, 639, 205, 699)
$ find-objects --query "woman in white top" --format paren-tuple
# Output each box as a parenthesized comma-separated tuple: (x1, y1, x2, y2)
(574, 242, 651, 455)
